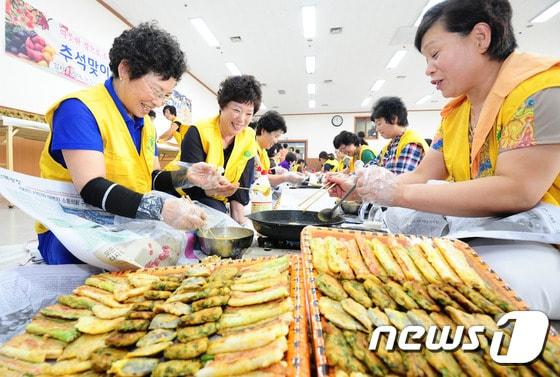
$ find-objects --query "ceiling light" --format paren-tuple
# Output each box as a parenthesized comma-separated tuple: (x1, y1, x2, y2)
(386, 50, 407, 70)
(361, 97, 373, 108)
(308, 99, 316, 109)
(323, 79, 333, 83)
(305, 56, 316, 74)
(307, 83, 316, 95)
(225, 62, 241, 75)
(531, 1, 560, 23)
(190, 18, 220, 47)
(370, 79, 386, 92)
(302, 6, 316, 40)
(230, 36, 242, 43)
(278, 89, 286, 95)
(416, 94, 432, 104)
(414, 0, 445, 26)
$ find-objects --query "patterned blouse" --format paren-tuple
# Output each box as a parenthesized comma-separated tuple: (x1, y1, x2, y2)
(372, 135, 425, 174)
(432, 88, 560, 178)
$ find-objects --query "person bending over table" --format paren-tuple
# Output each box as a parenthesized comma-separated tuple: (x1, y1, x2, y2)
(37, 23, 226, 264)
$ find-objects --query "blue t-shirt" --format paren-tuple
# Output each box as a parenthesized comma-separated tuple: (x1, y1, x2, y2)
(41, 78, 159, 264)
(50, 77, 157, 167)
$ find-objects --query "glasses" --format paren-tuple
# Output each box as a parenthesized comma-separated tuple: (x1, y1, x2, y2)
(142, 76, 172, 102)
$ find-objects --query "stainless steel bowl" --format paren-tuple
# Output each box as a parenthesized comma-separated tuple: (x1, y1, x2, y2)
(196, 227, 254, 259)
(340, 200, 362, 215)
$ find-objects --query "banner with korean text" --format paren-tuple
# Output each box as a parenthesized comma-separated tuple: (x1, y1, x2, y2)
(5, 0, 110, 85)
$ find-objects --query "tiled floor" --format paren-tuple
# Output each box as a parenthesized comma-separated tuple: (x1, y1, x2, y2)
(0, 195, 38, 268)
(0, 196, 37, 245)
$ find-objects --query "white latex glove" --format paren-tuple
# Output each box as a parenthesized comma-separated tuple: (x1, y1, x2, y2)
(285, 172, 306, 184)
(161, 198, 207, 230)
(355, 165, 399, 206)
(168, 161, 224, 190)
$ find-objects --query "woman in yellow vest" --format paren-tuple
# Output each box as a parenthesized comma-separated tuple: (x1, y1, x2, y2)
(255, 111, 305, 185)
(37, 23, 226, 265)
(327, 0, 560, 318)
(371, 96, 428, 174)
(181, 75, 262, 225)
(319, 151, 338, 173)
(159, 105, 189, 145)
(333, 130, 376, 173)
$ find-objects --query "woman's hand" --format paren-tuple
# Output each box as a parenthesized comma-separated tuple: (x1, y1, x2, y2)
(324, 173, 360, 201)
(229, 200, 248, 225)
(355, 165, 400, 206)
(205, 181, 239, 198)
(186, 162, 225, 190)
(168, 162, 226, 190)
(285, 172, 306, 184)
(161, 198, 207, 230)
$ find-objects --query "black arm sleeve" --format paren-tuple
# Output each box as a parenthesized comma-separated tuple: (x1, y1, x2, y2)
(181, 126, 205, 163)
(80, 177, 143, 218)
(180, 126, 207, 200)
(152, 170, 174, 192)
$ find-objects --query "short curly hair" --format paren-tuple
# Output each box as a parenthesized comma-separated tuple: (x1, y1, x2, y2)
(414, 0, 517, 61)
(109, 22, 187, 81)
(256, 110, 287, 135)
(217, 75, 262, 114)
(371, 96, 408, 126)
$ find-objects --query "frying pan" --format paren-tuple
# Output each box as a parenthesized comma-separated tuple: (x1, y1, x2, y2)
(246, 210, 344, 241)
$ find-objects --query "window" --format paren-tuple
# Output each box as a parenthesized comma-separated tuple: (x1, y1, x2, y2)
(354, 116, 377, 139)
(279, 140, 308, 160)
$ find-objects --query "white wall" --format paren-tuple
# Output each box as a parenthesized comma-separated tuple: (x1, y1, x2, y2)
(0, 0, 217, 137)
(282, 110, 442, 158)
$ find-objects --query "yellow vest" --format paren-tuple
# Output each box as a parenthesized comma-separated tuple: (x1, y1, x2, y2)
(256, 142, 270, 172)
(323, 159, 338, 172)
(378, 129, 429, 162)
(172, 120, 189, 145)
(440, 52, 560, 206)
(196, 115, 257, 202)
(162, 120, 189, 172)
(349, 145, 376, 173)
(338, 156, 350, 172)
(36, 83, 156, 233)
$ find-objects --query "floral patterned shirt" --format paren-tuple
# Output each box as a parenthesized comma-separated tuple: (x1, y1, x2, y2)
(432, 87, 560, 178)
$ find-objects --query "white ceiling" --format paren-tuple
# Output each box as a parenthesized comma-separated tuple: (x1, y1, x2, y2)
(104, 0, 560, 114)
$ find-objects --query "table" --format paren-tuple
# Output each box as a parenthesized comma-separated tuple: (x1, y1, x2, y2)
(0, 115, 179, 172)
(0, 115, 49, 171)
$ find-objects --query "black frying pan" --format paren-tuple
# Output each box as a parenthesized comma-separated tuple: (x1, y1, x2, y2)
(246, 210, 344, 241)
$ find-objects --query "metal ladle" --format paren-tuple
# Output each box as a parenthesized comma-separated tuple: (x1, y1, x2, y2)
(318, 183, 357, 222)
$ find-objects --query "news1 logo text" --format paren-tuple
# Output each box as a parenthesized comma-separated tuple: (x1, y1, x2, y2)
(369, 311, 549, 364)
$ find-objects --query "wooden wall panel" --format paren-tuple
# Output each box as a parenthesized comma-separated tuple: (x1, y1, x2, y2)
(0, 137, 44, 176)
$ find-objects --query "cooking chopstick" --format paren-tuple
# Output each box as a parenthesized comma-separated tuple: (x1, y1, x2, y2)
(298, 183, 336, 211)
(297, 183, 332, 208)
(184, 196, 216, 238)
